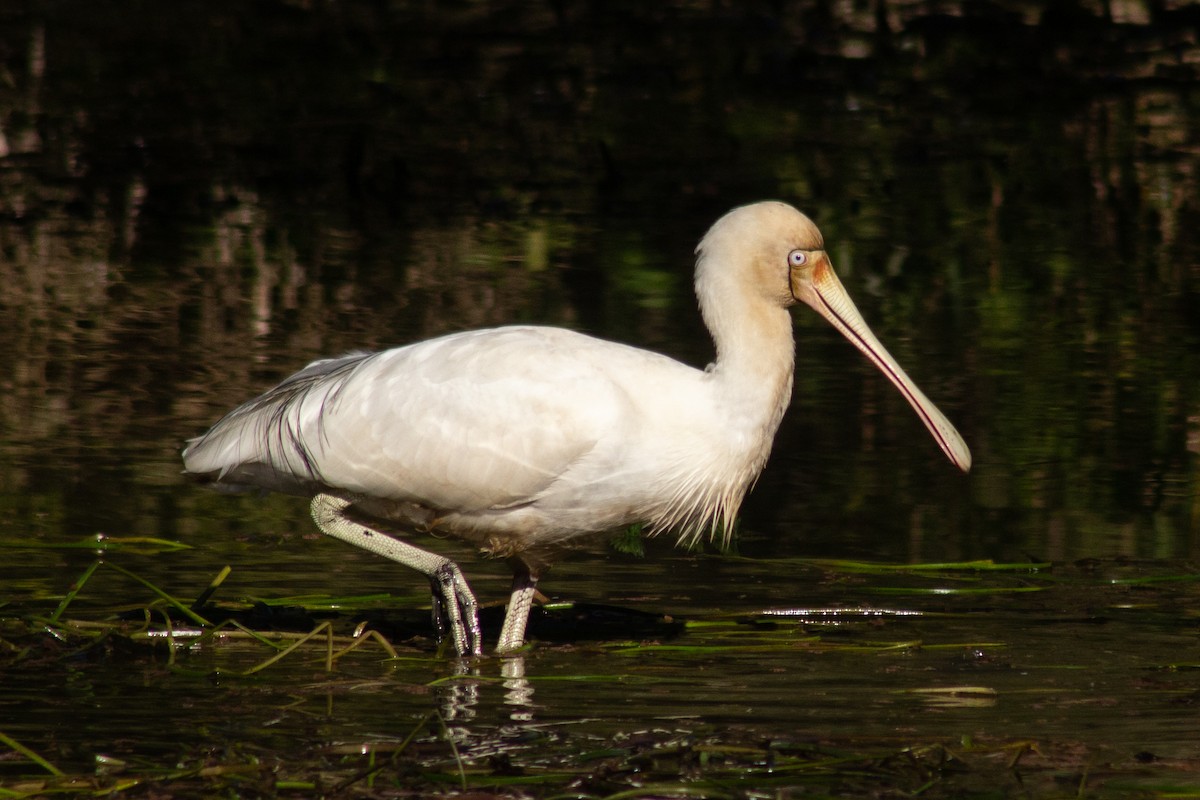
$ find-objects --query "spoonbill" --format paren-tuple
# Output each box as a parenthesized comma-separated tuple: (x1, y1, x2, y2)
(183, 201, 971, 656)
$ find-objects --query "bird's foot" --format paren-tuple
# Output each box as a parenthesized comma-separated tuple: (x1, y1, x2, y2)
(430, 561, 483, 657)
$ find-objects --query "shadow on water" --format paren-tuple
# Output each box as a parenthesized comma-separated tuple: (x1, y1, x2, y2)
(1, 0, 1200, 796)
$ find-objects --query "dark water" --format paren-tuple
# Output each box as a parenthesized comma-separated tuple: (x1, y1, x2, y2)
(1, 1, 1199, 796)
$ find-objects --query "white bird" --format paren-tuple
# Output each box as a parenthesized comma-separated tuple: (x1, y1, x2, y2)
(182, 201, 971, 656)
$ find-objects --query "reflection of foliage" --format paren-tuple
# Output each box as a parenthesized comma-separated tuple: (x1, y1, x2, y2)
(0, 0, 1197, 561)
(609, 523, 646, 558)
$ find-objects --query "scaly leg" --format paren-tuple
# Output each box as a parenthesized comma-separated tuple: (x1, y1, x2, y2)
(311, 493, 482, 657)
(496, 567, 539, 653)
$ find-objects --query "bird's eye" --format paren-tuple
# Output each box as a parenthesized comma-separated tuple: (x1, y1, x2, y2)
(788, 250, 808, 267)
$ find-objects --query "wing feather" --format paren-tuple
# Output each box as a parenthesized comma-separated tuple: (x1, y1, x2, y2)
(183, 327, 621, 512)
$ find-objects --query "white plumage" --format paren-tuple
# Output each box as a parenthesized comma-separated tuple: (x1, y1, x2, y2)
(183, 201, 971, 655)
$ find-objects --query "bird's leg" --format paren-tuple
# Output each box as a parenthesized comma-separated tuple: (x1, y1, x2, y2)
(310, 494, 483, 657)
(427, 561, 481, 656)
(496, 567, 539, 653)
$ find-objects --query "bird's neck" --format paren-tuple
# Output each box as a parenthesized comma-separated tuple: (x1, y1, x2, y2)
(661, 298, 794, 549)
(706, 299, 796, 435)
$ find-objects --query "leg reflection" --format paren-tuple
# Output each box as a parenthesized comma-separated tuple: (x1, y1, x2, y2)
(501, 655, 535, 722)
(435, 658, 480, 743)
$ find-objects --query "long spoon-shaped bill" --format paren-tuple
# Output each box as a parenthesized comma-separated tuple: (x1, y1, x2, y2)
(792, 255, 972, 472)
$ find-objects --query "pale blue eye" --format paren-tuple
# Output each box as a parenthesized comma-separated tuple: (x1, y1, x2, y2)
(788, 250, 807, 267)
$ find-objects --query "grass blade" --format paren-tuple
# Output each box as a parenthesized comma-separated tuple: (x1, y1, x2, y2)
(0, 731, 65, 777)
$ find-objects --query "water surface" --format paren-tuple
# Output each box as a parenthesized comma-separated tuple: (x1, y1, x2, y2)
(1, 1, 1198, 796)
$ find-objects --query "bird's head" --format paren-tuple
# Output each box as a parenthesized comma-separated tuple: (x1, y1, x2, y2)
(697, 201, 971, 473)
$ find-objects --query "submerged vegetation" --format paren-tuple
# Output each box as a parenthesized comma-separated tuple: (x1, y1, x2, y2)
(2, 551, 1198, 798)
(0, 724, 1129, 799)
